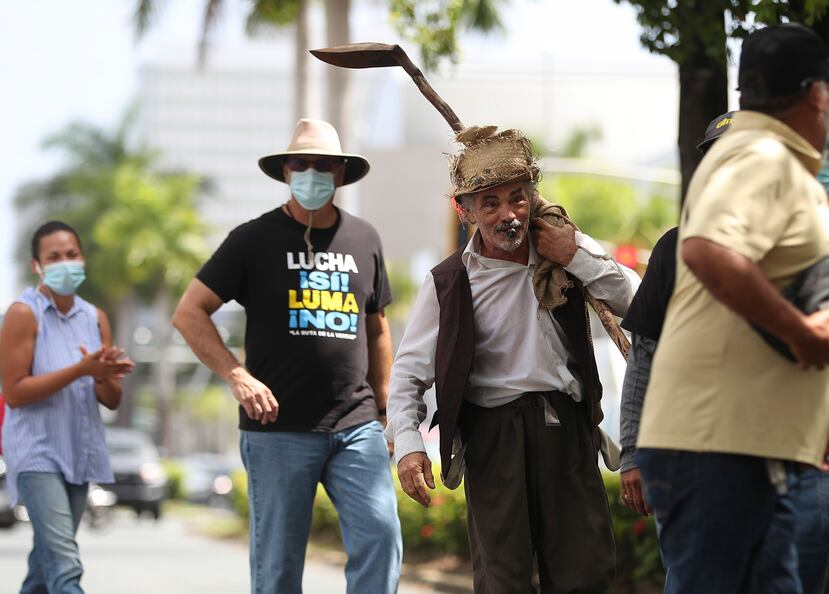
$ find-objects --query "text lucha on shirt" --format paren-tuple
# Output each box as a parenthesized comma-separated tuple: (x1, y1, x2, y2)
(287, 251, 360, 339)
(287, 251, 359, 273)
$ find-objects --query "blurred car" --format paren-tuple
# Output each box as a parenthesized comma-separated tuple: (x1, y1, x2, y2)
(105, 428, 167, 519)
(0, 456, 16, 529)
(178, 453, 242, 507)
(85, 483, 117, 530)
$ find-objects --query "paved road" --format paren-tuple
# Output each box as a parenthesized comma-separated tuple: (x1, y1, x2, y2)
(0, 510, 445, 593)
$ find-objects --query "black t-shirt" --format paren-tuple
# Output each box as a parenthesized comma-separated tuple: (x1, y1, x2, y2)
(197, 207, 392, 433)
(620, 227, 678, 341)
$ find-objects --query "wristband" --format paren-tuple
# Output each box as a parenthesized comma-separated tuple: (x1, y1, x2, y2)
(377, 408, 387, 416)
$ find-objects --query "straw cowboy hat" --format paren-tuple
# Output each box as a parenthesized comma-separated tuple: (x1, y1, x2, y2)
(258, 118, 370, 186)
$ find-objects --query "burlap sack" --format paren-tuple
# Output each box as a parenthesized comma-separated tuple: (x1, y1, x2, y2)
(450, 125, 630, 359)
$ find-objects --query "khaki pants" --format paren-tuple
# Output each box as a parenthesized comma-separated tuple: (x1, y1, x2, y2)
(460, 392, 615, 594)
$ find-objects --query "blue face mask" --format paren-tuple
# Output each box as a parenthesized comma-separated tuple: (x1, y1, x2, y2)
(819, 147, 829, 196)
(39, 260, 86, 296)
(289, 169, 336, 211)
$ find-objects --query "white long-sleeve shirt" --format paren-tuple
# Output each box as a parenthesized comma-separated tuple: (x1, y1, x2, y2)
(386, 231, 640, 463)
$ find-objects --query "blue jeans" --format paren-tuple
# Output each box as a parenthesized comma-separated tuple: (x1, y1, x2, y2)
(16, 472, 88, 594)
(637, 449, 800, 594)
(755, 468, 803, 594)
(240, 421, 402, 594)
(792, 468, 829, 594)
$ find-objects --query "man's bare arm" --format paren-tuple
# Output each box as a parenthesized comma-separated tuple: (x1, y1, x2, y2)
(683, 237, 829, 368)
(172, 278, 278, 423)
(172, 279, 240, 378)
(366, 310, 392, 425)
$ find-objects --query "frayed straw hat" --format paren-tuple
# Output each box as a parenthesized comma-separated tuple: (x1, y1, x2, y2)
(449, 126, 540, 201)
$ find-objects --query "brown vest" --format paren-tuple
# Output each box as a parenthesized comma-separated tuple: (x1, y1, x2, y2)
(430, 246, 604, 473)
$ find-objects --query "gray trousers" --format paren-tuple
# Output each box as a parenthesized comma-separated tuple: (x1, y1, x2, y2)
(460, 391, 616, 594)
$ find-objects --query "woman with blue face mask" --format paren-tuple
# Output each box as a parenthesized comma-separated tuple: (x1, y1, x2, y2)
(0, 220, 134, 593)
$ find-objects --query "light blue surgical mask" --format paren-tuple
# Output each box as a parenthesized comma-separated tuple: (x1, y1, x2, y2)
(289, 169, 336, 211)
(39, 260, 86, 296)
(819, 143, 829, 196)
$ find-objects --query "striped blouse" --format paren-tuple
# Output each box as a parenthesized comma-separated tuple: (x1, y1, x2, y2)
(1, 287, 113, 505)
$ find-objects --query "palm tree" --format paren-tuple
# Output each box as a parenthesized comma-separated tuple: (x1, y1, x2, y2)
(323, 0, 351, 142)
(390, 0, 507, 70)
(93, 162, 208, 449)
(14, 114, 208, 437)
(134, 0, 508, 145)
(14, 111, 149, 311)
(134, 0, 311, 121)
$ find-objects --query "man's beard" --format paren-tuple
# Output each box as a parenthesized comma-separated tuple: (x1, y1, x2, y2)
(491, 219, 527, 252)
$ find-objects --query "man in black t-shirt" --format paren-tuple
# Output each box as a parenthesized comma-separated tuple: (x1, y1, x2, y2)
(617, 227, 677, 517)
(172, 119, 402, 594)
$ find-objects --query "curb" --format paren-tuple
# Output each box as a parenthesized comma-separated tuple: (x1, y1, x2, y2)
(308, 545, 473, 594)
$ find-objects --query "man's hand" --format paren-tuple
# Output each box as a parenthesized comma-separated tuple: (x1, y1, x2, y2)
(397, 451, 435, 507)
(531, 218, 577, 266)
(620, 468, 652, 516)
(785, 309, 829, 370)
(683, 238, 829, 370)
(227, 366, 279, 425)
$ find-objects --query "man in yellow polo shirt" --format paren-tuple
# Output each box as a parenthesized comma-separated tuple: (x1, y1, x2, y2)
(637, 23, 829, 594)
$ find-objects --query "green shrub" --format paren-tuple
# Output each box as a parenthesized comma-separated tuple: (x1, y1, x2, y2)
(603, 473, 665, 589)
(230, 469, 249, 520)
(310, 484, 340, 536)
(160, 459, 186, 500)
(393, 472, 468, 557)
(307, 472, 470, 558)
(227, 466, 665, 587)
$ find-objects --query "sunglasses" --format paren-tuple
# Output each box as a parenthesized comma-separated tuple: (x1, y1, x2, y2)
(286, 157, 346, 173)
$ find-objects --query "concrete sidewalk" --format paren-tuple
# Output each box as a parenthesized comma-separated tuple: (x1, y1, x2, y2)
(0, 510, 471, 593)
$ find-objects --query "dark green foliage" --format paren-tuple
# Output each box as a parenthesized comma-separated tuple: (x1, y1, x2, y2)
(245, 0, 302, 33)
(389, 0, 507, 70)
(132, 0, 301, 63)
(614, 0, 829, 66)
(613, 0, 731, 64)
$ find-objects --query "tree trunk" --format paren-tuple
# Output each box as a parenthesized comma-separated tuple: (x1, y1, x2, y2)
(153, 288, 175, 453)
(324, 0, 351, 144)
(294, 0, 310, 121)
(113, 293, 136, 427)
(674, 2, 729, 206)
(677, 59, 728, 203)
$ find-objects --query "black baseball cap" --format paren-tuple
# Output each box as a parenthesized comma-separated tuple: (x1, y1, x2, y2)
(697, 111, 735, 153)
(739, 23, 829, 101)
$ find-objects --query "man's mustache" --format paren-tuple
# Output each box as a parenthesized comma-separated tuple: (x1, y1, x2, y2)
(495, 219, 524, 238)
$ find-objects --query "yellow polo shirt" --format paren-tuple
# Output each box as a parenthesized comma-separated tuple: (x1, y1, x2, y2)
(638, 111, 829, 466)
